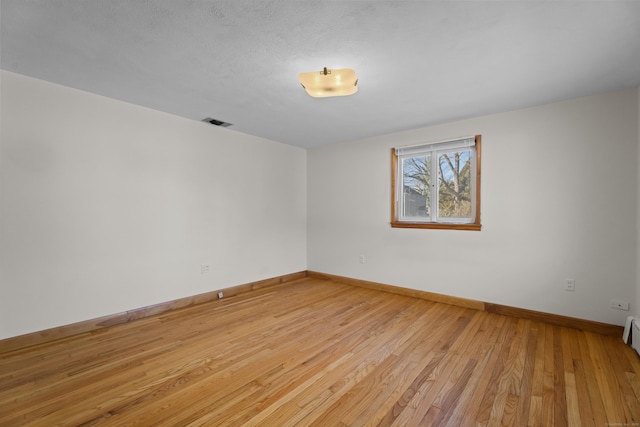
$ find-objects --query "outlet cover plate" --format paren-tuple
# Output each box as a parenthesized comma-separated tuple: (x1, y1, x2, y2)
(610, 299, 630, 311)
(565, 279, 575, 291)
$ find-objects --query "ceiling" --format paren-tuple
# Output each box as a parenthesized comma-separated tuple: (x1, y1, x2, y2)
(1, 1, 639, 149)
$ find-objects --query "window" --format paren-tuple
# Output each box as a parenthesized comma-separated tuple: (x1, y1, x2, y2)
(391, 135, 481, 230)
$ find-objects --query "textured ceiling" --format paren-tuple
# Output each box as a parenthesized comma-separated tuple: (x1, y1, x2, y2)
(2, 1, 640, 148)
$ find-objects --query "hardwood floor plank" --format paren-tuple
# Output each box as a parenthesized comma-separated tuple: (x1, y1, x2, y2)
(542, 323, 556, 426)
(577, 331, 609, 427)
(87, 287, 400, 426)
(527, 321, 547, 426)
(473, 318, 519, 426)
(220, 290, 424, 423)
(358, 310, 482, 426)
(597, 335, 640, 423)
(565, 372, 581, 427)
(562, 328, 586, 427)
(514, 320, 538, 426)
(418, 311, 491, 426)
(303, 303, 464, 426)
(0, 277, 638, 426)
(373, 307, 461, 426)
(339, 314, 461, 425)
(585, 332, 631, 424)
(486, 319, 529, 427)
(553, 326, 568, 426)
(385, 311, 478, 426)
(441, 314, 508, 427)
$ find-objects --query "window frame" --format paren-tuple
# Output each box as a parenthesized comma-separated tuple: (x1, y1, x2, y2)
(391, 135, 482, 231)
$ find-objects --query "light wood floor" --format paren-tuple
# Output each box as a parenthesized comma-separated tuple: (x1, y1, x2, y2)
(1, 277, 639, 426)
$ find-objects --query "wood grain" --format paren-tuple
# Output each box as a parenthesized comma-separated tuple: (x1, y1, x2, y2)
(307, 271, 486, 311)
(0, 271, 307, 354)
(309, 271, 622, 336)
(2, 270, 621, 357)
(484, 303, 622, 337)
(1, 276, 638, 426)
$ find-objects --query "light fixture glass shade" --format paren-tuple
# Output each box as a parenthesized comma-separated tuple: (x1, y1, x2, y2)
(298, 67, 358, 98)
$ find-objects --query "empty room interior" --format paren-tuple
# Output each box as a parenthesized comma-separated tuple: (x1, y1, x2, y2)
(1, 1, 640, 425)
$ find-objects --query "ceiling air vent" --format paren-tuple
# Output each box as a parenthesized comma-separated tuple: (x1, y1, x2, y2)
(202, 117, 233, 127)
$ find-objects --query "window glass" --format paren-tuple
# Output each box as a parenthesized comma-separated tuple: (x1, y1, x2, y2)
(392, 135, 481, 231)
(402, 155, 430, 219)
(437, 150, 472, 220)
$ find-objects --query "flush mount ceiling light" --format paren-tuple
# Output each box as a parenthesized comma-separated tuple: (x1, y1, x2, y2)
(298, 67, 358, 98)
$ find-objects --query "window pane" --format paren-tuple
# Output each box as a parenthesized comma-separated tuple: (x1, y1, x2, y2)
(437, 150, 472, 219)
(402, 155, 430, 218)
(392, 135, 481, 230)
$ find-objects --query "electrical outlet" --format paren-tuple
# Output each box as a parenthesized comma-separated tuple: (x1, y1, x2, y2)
(610, 299, 630, 311)
(201, 264, 211, 274)
(358, 255, 365, 264)
(218, 291, 224, 299)
(565, 279, 575, 291)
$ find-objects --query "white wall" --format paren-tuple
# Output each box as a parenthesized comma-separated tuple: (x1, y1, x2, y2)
(0, 71, 307, 340)
(308, 88, 639, 326)
(637, 86, 640, 317)
(1, 71, 637, 340)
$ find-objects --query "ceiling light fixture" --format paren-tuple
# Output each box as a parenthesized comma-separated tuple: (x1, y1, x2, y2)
(298, 67, 358, 98)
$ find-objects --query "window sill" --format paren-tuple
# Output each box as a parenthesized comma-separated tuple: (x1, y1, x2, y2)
(390, 221, 482, 231)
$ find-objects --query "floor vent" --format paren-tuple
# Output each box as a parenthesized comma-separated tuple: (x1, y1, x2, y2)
(202, 117, 233, 127)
